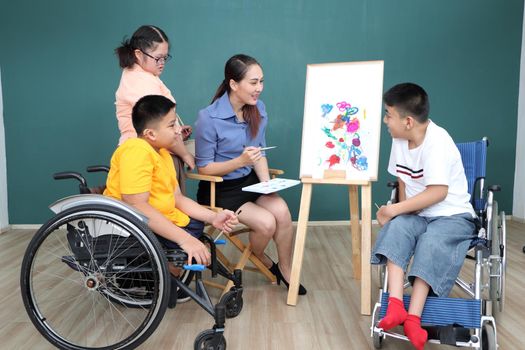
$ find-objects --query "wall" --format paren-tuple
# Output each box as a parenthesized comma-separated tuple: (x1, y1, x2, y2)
(0, 68, 8, 230)
(0, 0, 523, 224)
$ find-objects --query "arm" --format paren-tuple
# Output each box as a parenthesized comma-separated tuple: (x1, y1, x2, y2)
(198, 146, 262, 177)
(253, 156, 270, 182)
(174, 187, 239, 229)
(168, 137, 195, 170)
(376, 183, 448, 226)
(121, 192, 211, 265)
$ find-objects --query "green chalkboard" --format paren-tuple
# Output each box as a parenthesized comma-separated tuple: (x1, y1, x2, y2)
(0, 0, 522, 224)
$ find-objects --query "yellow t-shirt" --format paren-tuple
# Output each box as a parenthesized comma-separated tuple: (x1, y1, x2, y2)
(104, 138, 190, 227)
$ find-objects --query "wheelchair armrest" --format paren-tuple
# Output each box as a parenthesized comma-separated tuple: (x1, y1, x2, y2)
(186, 172, 224, 183)
(387, 181, 399, 189)
(488, 185, 501, 192)
(86, 165, 110, 173)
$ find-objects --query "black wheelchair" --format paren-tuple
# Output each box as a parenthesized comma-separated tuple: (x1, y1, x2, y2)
(20, 167, 244, 349)
(371, 138, 506, 349)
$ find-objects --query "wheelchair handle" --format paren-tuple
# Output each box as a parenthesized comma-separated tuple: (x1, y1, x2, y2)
(53, 171, 90, 194)
(53, 171, 87, 186)
(183, 264, 206, 271)
(86, 165, 110, 173)
(488, 185, 501, 192)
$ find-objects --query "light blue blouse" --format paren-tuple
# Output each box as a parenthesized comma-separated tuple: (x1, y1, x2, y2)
(195, 92, 268, 180)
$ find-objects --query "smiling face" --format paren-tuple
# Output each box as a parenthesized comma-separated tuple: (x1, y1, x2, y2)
(135, 41, 169, 76)
(383, 105, 409, 139)
(144, 108, 181, 151)
(229, 64, 264, 106)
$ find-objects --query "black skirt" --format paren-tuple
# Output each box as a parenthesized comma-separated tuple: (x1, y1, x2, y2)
(197, 170, 262, 212)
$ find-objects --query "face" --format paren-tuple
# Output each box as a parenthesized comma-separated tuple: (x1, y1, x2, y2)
(383, 105, 408, 138)
(135, 41, 169, 76)
(230, 64, 264, 105)
(145, 108, 181, 150)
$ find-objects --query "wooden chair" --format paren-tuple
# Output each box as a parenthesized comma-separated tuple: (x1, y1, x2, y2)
(186, 170, 283, 295)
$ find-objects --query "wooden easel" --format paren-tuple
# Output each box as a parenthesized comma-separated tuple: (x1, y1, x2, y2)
(286, 170, 373, 315)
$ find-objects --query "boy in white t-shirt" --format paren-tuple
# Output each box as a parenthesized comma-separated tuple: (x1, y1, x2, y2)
(371, 83, 476, 350)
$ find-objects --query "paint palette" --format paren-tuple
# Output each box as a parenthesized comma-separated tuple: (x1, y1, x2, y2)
(242, 178, 301, 194)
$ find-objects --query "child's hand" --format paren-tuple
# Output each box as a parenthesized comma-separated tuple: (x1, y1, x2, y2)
(212, 210, 239, 232)
(181, 125, 192, 141)
(376, 204, 396, 227)
(239, 146, 262, 166)
(179, 236, 211, 266)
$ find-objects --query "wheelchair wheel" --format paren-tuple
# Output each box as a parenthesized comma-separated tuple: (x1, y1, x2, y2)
(489, 202, 506, 317)
(194, 329, 226, 350)
(481, 323, 497, 350)
(20, 204, 169, 349)
(372, 309, 383, 349)
(220, 288, 243, 318)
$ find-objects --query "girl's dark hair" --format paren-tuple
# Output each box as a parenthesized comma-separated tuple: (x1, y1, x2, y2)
(212, 54, 262, 138)
(383, 83, 430, 123)
(132, 95, 175, 135)
(115, 25, 169, 69)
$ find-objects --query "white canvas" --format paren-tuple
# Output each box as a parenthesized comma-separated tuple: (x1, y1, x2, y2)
(299, 61, 384, 180)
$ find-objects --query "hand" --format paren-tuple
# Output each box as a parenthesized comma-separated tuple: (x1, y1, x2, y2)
(181, 152, 195, 170)
(181, 125, 192, 141)
(239, 146, 262, 166)
(211, 209, 239, 232)
(376, 204, 397, 227)
(179, 235, 211, 266)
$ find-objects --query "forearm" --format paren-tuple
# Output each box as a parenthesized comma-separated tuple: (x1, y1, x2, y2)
(175, 194, 216, 223)
(198, 158, 245, 177)
(168, 136, 191, 158)
(129, 201, 192, 245)
(253, 157, 270, 182)
(390, 185, 448, 216)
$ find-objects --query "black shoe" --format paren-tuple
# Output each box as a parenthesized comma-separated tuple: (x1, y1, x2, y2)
(269, 262, 307, 295)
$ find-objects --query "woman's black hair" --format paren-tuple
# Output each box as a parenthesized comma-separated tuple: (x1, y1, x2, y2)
(212, 54, 262, 138)
(115, 25, 169, 69)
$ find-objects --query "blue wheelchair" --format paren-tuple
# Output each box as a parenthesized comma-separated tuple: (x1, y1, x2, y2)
(371, 138, 506, 349)
(20, 166, 244, 350)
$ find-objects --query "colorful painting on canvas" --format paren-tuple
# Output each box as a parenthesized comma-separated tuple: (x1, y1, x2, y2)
(299, 61, 384, 180)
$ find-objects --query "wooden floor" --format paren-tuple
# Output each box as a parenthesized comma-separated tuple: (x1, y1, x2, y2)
(1, 220, 523, 349)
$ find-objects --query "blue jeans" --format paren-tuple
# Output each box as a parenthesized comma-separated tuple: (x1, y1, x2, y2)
(371, 213, 476, 297)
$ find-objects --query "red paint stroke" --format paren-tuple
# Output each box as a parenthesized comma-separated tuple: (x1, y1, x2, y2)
(325, 141, 335, 148)
(328, 154, 340, 168)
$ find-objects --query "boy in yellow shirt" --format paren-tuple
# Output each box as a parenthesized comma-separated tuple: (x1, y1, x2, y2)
(104, 94, 238, 270)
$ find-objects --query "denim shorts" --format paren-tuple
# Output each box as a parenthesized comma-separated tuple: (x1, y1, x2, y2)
(371, 213, 476, 297)
(155, 218, 205, 249)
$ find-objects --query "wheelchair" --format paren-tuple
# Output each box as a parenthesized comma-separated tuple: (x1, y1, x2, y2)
(370, 138, 506, 350)
(20, 167, 245, 350)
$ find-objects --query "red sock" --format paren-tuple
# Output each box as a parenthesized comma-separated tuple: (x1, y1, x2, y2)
(378, 297, 407, 330)
(404, 314, 428, 350)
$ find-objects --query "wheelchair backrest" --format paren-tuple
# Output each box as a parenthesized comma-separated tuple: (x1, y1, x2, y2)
(456, 138, 488, 213)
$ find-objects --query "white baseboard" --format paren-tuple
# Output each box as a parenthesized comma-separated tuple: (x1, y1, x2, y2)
(511, 215, 525, 223)
(9, 224, 41, 230)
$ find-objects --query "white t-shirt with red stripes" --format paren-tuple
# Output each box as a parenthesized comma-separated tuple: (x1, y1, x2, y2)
(387, 120, 475, 218)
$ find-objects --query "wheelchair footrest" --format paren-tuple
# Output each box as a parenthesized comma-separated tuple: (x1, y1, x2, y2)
(379, 292, 481, 329)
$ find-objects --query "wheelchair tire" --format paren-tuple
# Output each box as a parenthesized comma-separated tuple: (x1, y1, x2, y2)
(221, 288, 243, 318)
(372, 309, 383, 349)
(194, 329, 227, 350)
(489, 202, 506, 317)
(481, 323, 497, 350)
(20, 204, 170, 350)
